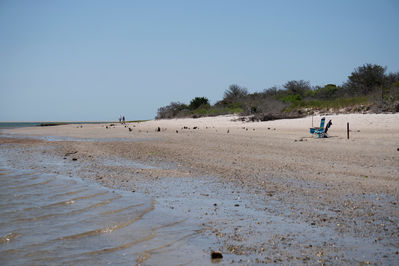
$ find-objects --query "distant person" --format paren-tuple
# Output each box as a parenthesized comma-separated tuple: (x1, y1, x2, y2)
(122, 116, 125, 124)
(118, 116, 122, 123)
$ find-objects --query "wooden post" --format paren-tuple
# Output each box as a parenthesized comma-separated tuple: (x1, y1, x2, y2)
(347, 122, 349, 139)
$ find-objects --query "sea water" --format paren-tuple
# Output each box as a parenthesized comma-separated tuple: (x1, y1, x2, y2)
(0, 122, 109, 130)
(0, 154, 206, 265)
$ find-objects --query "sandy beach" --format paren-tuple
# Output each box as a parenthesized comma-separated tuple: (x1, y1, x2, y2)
(1, 113, 398, 264)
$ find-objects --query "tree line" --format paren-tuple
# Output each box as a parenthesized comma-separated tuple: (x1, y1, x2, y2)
(156, 64, 399, 120)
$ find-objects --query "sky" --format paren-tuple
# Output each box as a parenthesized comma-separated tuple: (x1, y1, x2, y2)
(1, 0, 398, 121)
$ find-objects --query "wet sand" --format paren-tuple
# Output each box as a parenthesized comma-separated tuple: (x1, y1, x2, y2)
(1, 114, 399, 264)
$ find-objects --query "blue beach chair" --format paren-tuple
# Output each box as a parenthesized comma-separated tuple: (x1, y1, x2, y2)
(310, 117, 325, 138)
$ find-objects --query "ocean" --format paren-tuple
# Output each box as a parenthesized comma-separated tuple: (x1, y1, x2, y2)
(0, 122, 110, 130)
(0, 122, 43, 129)
(0, 139, 208, 265)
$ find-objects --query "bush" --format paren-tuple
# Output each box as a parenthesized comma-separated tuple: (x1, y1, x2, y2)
(280, 94, 302, 104)
(189, 97, 209, 110)
(283, 80, 311, 97)
(344, 64, 387, 95)
(285, 96, 369, 111)
(156, 64, 399, 119)
(313, 84, 339, 99)
(156, 102, 188, 119)
(223, 84, 248, 103)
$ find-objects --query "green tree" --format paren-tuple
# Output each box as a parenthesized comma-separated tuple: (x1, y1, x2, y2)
(283, 80, 311, 97)
(189, 97, 209, 110)
(314, 84, 339, 99)
(345, 64, 387, 95)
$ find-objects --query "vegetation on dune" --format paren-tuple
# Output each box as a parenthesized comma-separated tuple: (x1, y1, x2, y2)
(156, 64, 399, 120)
(156, 98, 243, 119)
(284, 96, 370, 112)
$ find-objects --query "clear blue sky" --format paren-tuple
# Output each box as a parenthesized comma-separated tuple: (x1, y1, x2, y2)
(1, 0, 398, 121)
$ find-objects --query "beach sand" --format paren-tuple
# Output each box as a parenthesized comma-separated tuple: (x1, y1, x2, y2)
(2, 113, 399, 264)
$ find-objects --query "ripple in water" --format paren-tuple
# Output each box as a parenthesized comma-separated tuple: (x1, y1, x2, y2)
(0, 165, 204, 265)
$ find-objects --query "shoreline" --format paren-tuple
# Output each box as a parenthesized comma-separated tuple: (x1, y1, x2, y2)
(1, 113, 398, 264)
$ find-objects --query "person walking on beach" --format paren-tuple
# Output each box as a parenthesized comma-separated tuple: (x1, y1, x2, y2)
(122, 116, 125, 124)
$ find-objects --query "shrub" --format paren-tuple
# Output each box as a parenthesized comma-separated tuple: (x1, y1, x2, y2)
(283, 80, 311, 97)
(281, 94, 302, 104)
(156, 102, 188, 119)
(313, 84, 339, 99)
(189, 97, 209, 110)
(223, 84, 248, 103)
(156, 64, 399, 119)
(344, 64, 387, 95)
